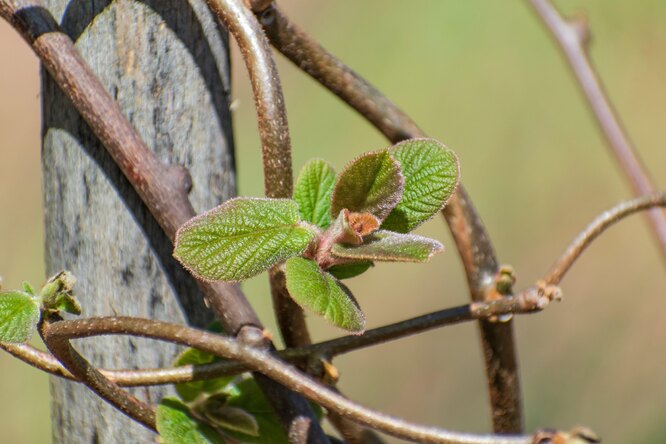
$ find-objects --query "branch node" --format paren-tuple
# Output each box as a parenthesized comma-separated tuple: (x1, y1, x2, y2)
(168, 164, 194, 195)
(567, 13, 591, 50)
(236, 325, 270, 349)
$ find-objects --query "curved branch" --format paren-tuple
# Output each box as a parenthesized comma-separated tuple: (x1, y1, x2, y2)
(255, 4, 522, 432)
(43, 316, 539, 444)
(39, 316, 156, 431)
(527, 0, 666, 262)
(545, 192, 666, 285)
(7, 290, 554, 392)
(205, 0, 292, 199)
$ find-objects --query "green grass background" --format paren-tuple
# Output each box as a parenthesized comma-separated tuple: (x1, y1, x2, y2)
(1, 1, 665, 442)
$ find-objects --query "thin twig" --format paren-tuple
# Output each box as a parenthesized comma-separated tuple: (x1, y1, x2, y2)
(0, 1, 326, 440)
(3, 290, 555, 389)
(256, 4, 523, 432)
(39, 315, 157, 431)
(43, 316, 541, 444)
(527, 0, 666, 262)
(545, 192, 666, 285)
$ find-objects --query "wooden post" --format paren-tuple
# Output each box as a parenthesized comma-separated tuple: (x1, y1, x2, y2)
(41, 0, 235, 441)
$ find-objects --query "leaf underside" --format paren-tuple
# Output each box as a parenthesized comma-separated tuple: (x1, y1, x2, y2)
(294, 159, 336, 229)
(157, 398, 225, 444)
(382, 138, 460, 233)
(327, 261, 373, 280)
(174, 198, 316, 282)
(0, 291, 40, 343)
(330, 150, 404, 221)
(285, 257, 365, 333)
(331, 230, 443, 263)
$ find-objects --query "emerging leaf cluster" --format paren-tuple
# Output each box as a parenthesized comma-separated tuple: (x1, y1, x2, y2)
(174, 139, 459, 332)
(0, 271, 81, 344)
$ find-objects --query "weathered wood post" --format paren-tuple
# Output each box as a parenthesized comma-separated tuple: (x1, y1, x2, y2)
(41, 0, 235, 441)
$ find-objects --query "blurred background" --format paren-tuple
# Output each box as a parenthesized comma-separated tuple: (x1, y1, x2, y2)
(1, 0, 665, 442)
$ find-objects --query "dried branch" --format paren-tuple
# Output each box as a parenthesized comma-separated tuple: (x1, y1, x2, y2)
(42, 316, 542, 444)
(39, 315, 157, 431)
(255, 3, 522, 432)
(0, 1, 326, 440)
(545, 192, 666, 285)
(527, 0, 666, 261)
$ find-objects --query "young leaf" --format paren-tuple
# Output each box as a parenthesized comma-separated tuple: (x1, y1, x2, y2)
(327, 261, 373, 280)
(285, 257, 365, 333)
(331, 230, 443, 263)
(382, 138, 460, 233)
(0, 291, 41, 343)
(174, 198, 317, 282)
(174, 348, 234, 402)
(220, 379, 290, 444)
(200, 393, 260, 437)
(294, 159, 336, 229)
(330, 150, 404, 221)
(157, 398, 225, 444)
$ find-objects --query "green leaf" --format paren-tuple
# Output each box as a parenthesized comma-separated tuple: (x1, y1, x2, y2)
(221, 379, 290, 444)
(294, 159, 336, 229)
(22, 282, 35, 295)
(382, 139, 460, 233)
(157, 398, 225, 444)
(330, 150, 404, 221)
(174, 198, 317, 282)
(53, 293, 82, 315)
(327, 261, 373, 280)
(174, 348, 234, 402)
(332, 230, 443, 263)
(0, 291, 41, 343)
(285, 257, 365, 333)
(201, 394, 260, 437)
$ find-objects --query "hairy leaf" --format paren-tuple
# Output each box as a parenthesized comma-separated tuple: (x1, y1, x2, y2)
(174, 348, 234, 402)
(294, 159, 336, 229)
(0, 291, 40, 343)
(285, 257, 365, 333)
(382, 138, 460, 233)
(332, 230, 443, 263)
(174, 198, 316, 282)
(157, 398, 225, 444)
(330, 150, 404, 221)
(327, 261, 373, 280)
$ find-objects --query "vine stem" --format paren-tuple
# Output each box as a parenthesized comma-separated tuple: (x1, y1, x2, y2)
(0, 0, 326, 440)
(3, 287, 556, 387)
(527, 0, 666, 262)
(41, 316, 542, 444)
(255, 3, 522, 432)
(39, 315, 157, 431)
(545, 192, 666, 285)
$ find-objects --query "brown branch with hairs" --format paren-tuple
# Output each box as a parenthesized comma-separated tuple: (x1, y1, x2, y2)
(2, 286, 556, 387)
(527, 0, 666, 262)
(39, 315, 550, 444)
(39, 315, 157, 431)
(0, 0, 327, 440)
(253, 2, 522, 433)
